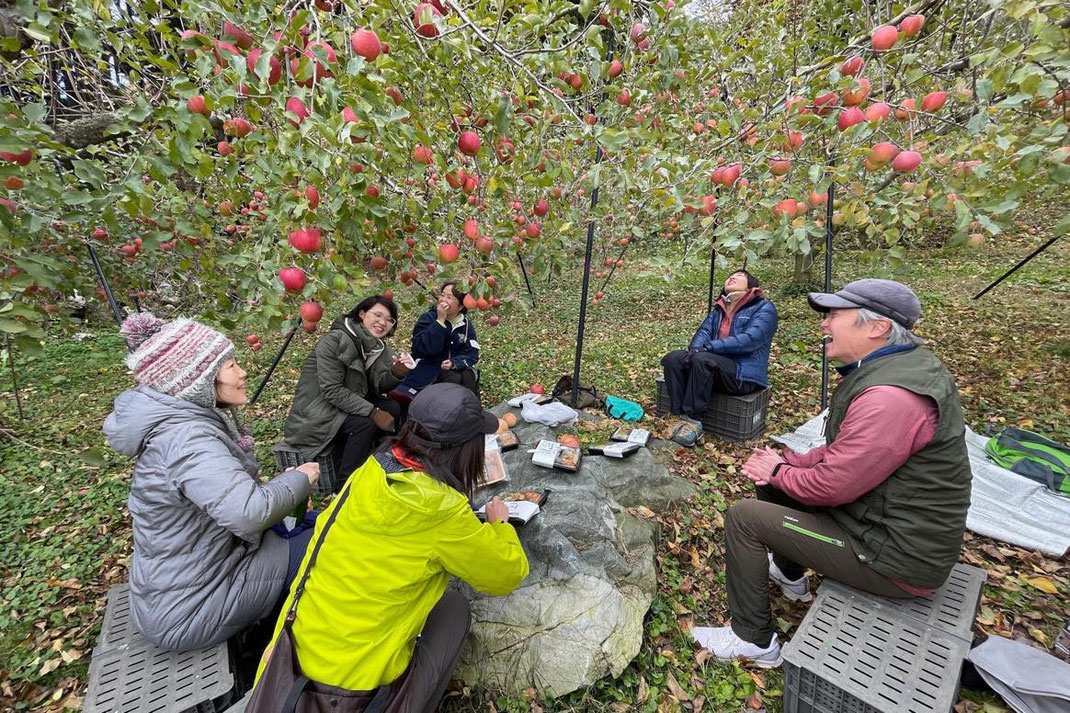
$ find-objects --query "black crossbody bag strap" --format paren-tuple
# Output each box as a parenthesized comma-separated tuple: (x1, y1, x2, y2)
(278, 480, 392, 713)
(284, 484, 352, 629)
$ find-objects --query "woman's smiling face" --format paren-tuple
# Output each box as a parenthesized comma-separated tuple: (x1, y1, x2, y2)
(360, 303, 395, 337)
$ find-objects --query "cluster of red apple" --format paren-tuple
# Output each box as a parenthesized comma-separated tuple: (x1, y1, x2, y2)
(0, 147, 34, 214)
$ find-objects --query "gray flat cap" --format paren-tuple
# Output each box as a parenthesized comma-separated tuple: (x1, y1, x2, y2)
(808, 279, 921, 329)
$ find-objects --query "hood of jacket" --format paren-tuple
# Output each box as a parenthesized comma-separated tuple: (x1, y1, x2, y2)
(347, 454, 469, 536)
(104, 386, 230, 457)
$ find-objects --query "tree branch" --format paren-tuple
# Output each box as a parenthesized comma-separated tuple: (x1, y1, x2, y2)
(51, 113, 129, 149)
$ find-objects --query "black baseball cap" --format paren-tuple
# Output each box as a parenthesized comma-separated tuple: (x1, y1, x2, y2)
(407, 383, 498, 449)
(807, 278, 921, 329)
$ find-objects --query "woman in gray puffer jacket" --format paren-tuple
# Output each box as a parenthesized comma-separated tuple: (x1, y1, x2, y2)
(103, 313, 319, 652)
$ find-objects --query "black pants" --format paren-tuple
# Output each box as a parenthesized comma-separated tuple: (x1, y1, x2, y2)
(383, 591, 470, 713)
(335, 398, 403, 485)
(725, 485, 911, 647)
(436, 367, 478, 397)
(661, 349, 757, 419)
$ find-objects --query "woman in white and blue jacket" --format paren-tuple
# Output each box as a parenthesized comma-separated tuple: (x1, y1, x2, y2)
(390, 282, 480, 403)
(661, 270, 777, 446)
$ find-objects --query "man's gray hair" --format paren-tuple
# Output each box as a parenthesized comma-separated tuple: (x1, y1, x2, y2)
(854, 308, 927, 346)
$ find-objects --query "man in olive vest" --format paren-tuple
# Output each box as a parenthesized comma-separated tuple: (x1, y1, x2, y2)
(692, 279, 971, 668)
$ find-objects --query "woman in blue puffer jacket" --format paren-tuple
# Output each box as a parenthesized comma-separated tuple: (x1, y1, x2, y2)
(661, 269, 777, 446)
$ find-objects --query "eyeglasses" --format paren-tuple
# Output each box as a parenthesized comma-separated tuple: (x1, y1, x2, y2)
(368, 312, 396, 326)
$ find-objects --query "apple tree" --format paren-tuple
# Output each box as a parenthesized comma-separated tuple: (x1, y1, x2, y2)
(0, 0, 1067, 353)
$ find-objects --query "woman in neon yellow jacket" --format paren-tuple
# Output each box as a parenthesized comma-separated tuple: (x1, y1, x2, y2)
(258, 383, 528, 712)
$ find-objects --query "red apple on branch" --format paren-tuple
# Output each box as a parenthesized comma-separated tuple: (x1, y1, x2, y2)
(300, 301, 324, 323)
(899, 14, 925, 37)
(286, 97, 310, 127)
(865, 102, 891, 123)
(351, 29, 381, 61)
(187, 95, 211, 116)
(869, 142, 899, 164)
(280, 267, 307, 292)
(921, 91, 947, 112)
(458, 131, 481, 156)
(871, 25, 898, 51)
(892, 151, 922, 173)
(840, 56, 864, 76)
(414, 3, 443, 37)
(247, 48, 282, 84)
(439, 244, 460, 263)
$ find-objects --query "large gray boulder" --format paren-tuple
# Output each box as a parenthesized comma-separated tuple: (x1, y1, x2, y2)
(453, 403, 696, 698)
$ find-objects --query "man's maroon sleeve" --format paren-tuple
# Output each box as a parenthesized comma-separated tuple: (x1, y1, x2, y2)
(771, 386, 938, 506)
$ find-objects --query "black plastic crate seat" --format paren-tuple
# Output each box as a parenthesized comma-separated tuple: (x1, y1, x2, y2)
(781, 565, 986, 713)
(272, 443, 338, 495)
(819, 563, 984, 640)
(655, 376, 769, 442)
(84, 584, 235, 713)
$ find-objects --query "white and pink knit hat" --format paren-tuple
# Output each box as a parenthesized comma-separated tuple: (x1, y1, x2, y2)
(121, 312, 235, 408)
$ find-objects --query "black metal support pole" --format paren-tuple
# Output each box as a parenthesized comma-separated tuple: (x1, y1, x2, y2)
(515, 251, 536, 305)
(568, 31, 614, 408)
(820, 183, 835, 411)
(571, 145, 603, 407)
(250, 318, 300, 405)
(87, 242, 126, 329)
(973, 236, 1060, 300)
(4, 334, 25, 420)
(707, 245, 717, 313)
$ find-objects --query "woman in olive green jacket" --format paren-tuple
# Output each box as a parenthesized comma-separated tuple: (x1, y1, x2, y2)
(284, 295, 415, 486)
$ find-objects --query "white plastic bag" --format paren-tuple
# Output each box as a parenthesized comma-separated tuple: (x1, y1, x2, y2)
(521, 399, 578, 427)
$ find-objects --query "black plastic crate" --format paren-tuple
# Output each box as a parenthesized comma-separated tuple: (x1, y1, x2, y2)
(655, 377, 769, 442)
(782, 585, 972, 713)
(272, 443, 338, 495)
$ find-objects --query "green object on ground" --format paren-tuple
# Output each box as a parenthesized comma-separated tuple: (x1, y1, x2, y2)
(985, 427, 1070, 495)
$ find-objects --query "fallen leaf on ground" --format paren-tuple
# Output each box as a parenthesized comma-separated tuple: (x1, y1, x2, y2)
(667, 672, 690, 701)
(1022, 575, 1058, 594)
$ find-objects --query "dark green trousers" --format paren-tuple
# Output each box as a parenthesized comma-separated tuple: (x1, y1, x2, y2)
(725, 485, 912, 647)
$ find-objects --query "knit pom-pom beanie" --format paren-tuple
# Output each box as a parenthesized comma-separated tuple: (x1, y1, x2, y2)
(120, 312, 166, 352)
(122, 312, 235, 409)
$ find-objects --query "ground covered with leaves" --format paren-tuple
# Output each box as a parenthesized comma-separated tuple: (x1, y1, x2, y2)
(1, 231, 1067, 711)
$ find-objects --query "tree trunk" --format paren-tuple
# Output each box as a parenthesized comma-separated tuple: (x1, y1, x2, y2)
(792, 250, 814, 286)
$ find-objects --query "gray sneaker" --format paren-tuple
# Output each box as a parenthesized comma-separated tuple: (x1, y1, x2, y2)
(767, 552, 812, 602)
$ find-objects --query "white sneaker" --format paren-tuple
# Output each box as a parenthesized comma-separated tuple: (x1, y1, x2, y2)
(768, 552, 812, 602)
(691, 626, 783, 668)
